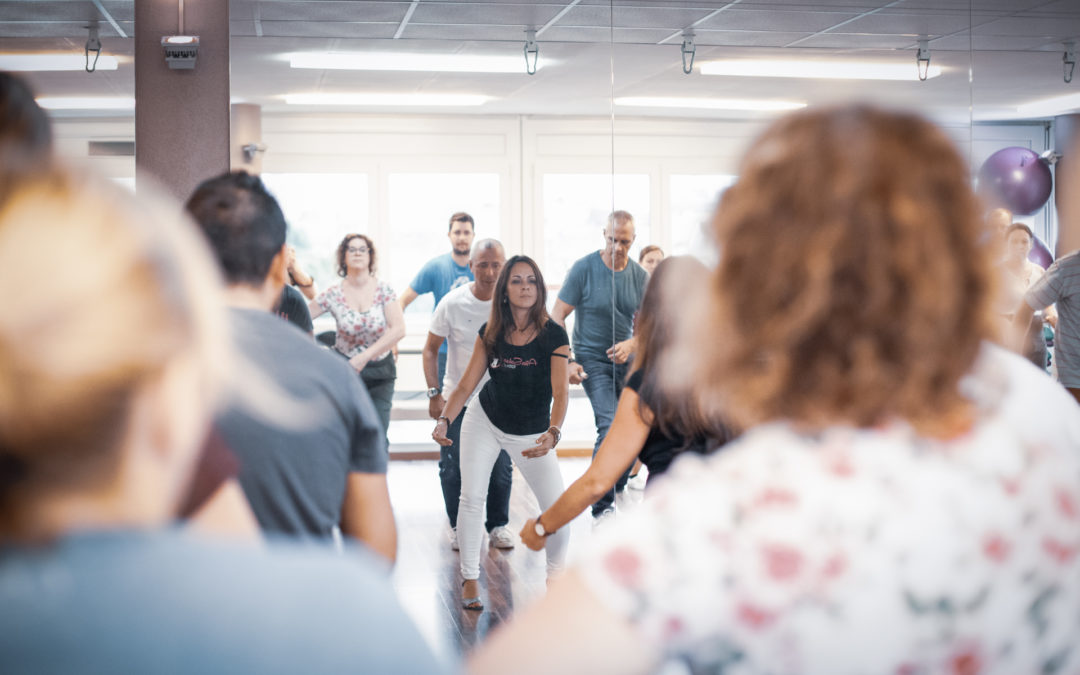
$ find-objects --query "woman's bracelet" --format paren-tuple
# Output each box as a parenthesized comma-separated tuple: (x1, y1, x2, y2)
(437, 416, 449, 425)
(547, 425, 562, 446)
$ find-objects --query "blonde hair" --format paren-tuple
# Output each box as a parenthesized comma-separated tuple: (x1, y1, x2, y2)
(697, 106, 995, 436)
(0, 170, 228, 523)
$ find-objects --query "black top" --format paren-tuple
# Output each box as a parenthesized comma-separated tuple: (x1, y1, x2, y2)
(625, 369, 711, 483)
(276, 285, 313, 334)
(477, 319, 569, 435)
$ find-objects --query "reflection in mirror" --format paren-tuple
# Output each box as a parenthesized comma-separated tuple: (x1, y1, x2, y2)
(5, 0, 1080, 665)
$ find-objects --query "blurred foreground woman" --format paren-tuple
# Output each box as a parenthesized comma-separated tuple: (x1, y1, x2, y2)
(0, 171, 445, 673)
(471, 106, 1080, 674)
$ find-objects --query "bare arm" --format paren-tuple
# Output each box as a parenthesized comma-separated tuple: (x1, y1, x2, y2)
(307, 298, 326, 320)
(398, 286, 419, 311)
(350, 297, 408, 372)
(286, 247, 319, 301)
(433, 336, 488, 443)
(186, 478, 261, 539)
(521, 388, 650, 550)
(550, 299, 575, 327)
(340, 472, 397, 564)
(422, 331, 447, 419)
(468, 571, 656, 675)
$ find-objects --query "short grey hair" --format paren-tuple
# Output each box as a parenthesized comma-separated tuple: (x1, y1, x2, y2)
(470, 238, 505, 260)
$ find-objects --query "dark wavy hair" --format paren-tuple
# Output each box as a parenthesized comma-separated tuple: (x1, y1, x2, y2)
(336, 233, 377, 277)
(483, 255, 549, 362)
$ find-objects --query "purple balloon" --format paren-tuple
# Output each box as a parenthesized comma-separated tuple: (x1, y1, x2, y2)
(1030, 235, 1054, 269)
(977, 147, 1053, 216)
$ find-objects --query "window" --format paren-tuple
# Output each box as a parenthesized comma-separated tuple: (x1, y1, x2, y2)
(669, 174, 736, 267)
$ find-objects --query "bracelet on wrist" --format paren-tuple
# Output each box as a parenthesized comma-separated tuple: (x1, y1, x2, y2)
(547, 425, 562, 446)
(437, 416, 449, 425)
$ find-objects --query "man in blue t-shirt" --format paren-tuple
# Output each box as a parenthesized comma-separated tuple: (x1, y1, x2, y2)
(552, 210, 649, 520)
(400, 212, 476, 388)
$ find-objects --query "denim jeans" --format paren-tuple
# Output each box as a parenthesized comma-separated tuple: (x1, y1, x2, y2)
(438, 405, 513, 531)
(579, 356, 631, 516)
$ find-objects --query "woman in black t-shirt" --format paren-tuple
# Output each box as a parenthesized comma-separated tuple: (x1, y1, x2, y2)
(433, 255, 571, 612)
(519, 257, 734, 553)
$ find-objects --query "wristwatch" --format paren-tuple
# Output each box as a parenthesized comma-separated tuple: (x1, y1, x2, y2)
(547, 425, 562, 446)
(426, 387, 441, 399)
(534, 517, 555, 538)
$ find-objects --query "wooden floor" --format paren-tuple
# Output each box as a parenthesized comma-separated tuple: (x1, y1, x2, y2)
(386, 457, 643, 663)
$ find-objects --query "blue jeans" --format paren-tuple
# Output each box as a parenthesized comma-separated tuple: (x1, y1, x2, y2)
(438, 405, 513, 531)
(580, 356, 631, 516)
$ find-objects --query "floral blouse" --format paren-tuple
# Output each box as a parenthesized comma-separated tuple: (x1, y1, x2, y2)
(579, 346, 1080, 674)
(315, 281, 397, 361)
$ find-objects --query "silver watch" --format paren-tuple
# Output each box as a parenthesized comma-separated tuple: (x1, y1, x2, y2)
(426, 387, 441, 399)
(534, 518, 554, 538)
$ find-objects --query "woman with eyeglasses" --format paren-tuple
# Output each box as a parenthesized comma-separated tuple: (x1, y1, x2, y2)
(309, 234, 405, 444)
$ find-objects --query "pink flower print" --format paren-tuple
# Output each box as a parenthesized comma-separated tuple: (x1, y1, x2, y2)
(604, 547, 643, 589)
(999, 476, 1021, 496)
(822, 552, 847, 579)
(948, 645, 982, 675)
(663, 615, 685, 639)
(1042, 537, 1078, 564)
(736, 602, 777, 630)
(1055, 487, 1078, 520)
(761, 543, 804, 581)
(752, 487, 799, 509)
(895, 663, 918, 675)
(982, 534, 1011, 563)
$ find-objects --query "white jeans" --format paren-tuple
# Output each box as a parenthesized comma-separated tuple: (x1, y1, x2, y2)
(458, 404, 569, 580)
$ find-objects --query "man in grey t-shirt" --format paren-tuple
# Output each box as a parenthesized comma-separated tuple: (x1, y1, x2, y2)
(186, 171, 397, 562)
(552, 211, 649, 519)
(1016, 249, 1080, 404)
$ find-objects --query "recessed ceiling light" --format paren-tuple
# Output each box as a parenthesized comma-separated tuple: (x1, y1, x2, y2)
(700, 59, 942, 81)
(287, 52, 545, 74)
(614, 96, 806, 112)
(36, 97, 135, 111)
(284, 93, 491, 107)
(0, 54, 120, 71)
(1016, 93, 1080, 117)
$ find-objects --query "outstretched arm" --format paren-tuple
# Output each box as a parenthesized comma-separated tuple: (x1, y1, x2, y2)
(433, 336, 488, 444)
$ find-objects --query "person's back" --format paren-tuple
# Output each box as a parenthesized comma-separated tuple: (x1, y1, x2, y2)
(0, 531, 447, 674)
(220, 307, 385, 537)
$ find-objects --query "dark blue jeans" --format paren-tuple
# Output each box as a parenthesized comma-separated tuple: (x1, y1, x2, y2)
(580, 356, 631, 516)
(438, 405, 512, 531)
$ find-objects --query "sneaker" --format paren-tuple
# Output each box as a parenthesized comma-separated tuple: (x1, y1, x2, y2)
(627, 472, 647, 491)
(488, 525, 516, 549)
(449, 528, 459, 551)
(592, 509, 615, 529)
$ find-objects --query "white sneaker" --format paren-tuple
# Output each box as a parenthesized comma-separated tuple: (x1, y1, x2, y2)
(592, 509, 616, 529)
(449, 528, 459, 551)
(627, 472, 647, 491)
(489, 525, 516, 549)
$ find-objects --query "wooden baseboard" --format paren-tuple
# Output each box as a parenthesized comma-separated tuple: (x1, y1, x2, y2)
(389, 445, 593, 461)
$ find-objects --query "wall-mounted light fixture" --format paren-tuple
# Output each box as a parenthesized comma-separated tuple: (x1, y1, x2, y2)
(162, 35, 199, 69)
(524, 29, 539, 76)
(681, 32, 696, 75)
(241, 143, 267, 163)
(916, 39, 931, 82)
(1065, 42, 1076, 84)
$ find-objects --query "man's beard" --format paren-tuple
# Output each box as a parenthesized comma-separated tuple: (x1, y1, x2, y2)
(454, 244, 471, 255)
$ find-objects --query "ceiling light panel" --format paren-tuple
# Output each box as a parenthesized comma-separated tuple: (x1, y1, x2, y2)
(0, 54, 120, 71)
(288, 52, 544, 73)
(284, 93, 490, 107)
(700, 59, 942, 81)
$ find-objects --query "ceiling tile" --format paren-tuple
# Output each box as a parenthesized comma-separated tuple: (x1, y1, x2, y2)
(697, 9, 862, 33)
(792, 33, 929, 48)
(410, 3, 565, 27)
(257, 1, 409, 23)
(259, 20, 400, 39)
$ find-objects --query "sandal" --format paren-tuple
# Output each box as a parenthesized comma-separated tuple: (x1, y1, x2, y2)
(461, 580, 483, 611)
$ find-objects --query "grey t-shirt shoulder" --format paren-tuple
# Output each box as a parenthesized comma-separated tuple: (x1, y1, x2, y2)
(557, 251, 649, 359)
(0, 530, 450, 674)
(217, 308, 387, 539)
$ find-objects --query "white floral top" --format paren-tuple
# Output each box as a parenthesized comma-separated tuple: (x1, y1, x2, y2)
(315, 281, 397, 361)
(579, 346, 1080, 674)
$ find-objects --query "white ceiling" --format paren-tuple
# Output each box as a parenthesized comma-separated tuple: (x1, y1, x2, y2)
(3, 0, 1080, 121)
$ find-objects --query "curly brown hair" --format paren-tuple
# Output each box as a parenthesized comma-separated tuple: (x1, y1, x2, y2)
(336, 233, 376, 277)
(699, 105, 996, 437)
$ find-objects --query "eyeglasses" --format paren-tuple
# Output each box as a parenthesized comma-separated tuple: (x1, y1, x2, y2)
(347, 246, 369, 255)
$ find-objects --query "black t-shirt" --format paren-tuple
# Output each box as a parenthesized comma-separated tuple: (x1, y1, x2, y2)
(477, 319, 569, 435)
(276, 285, 313, 334)
(626, 368, 710, 482)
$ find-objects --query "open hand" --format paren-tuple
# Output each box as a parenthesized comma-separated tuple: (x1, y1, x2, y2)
(521, 432, 555, 459)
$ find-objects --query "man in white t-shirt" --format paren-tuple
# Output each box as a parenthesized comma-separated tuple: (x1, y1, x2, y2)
(422, 239, 515, 550)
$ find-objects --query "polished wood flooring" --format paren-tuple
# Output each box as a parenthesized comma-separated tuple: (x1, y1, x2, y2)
(386, 457, 644, 662)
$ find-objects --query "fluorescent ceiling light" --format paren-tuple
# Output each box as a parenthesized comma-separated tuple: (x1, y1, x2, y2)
(285, 93, 490, 107)
(288, 52, 544, 73)
(700, 59, 942, 81)
(36, 97, 134, 111)
(0, 54, 119, 71)
(615, 96, 806, 112)
(1016, 93, 1080, 117)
